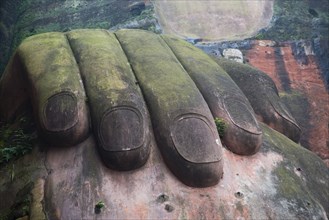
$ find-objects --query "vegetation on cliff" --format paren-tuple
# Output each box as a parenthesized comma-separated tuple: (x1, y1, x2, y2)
(0, 115, 36, 167)
(254, 0, 329, 41)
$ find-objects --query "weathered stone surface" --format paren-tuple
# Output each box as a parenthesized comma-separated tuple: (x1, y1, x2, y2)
(215, 58, 302, 143)
(0, 0, 327, 217)
(196, 38, 328, 165)
(0, 123, 327, 219)
(66, 29, 151, 171)
(0, 30, 327, 219)
(1, 30, 230, 187)
(15, 32, 90, 146)
(245, 40, 329, 165)
(162, 35, 262, 155)
(115, 29, 223, 187)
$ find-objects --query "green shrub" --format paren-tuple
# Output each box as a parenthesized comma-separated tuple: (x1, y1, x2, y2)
(214, 117, 226, 138)
(0, 116, 35, 166)
(95, 201, 105, 209)
(95, 201, 105, 214)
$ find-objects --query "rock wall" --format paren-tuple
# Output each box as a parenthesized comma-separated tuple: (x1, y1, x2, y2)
(245, 40, 329, 165)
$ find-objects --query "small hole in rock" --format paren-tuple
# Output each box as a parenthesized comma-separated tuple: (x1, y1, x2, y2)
(235, 191, 244, 199)
(157, 194, 169, 203)
(165, 204, 174, 212)
(296, 167, 302, 171)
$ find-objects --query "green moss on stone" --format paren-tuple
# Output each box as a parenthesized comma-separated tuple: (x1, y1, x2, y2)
(17, 32, 85, 115)
(279, 91, 310, 148)
(162, 35, 241, 98)
(254, 0, 329, 41)
(66, 29, 145, 120)
(214, 117, 226, 138)
(115, 29, 207, 114)
(275, 165, 304, 198)
(261, 123, 329, 215)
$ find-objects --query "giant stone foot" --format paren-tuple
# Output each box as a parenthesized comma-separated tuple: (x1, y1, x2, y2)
(0, 29, 302, 188)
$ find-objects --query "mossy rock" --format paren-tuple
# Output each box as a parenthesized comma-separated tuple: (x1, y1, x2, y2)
(215, 58, 301, 143)
(0, 29, 327, 219)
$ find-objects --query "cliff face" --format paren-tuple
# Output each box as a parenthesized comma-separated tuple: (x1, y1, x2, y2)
(245, 40, 329, 165)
